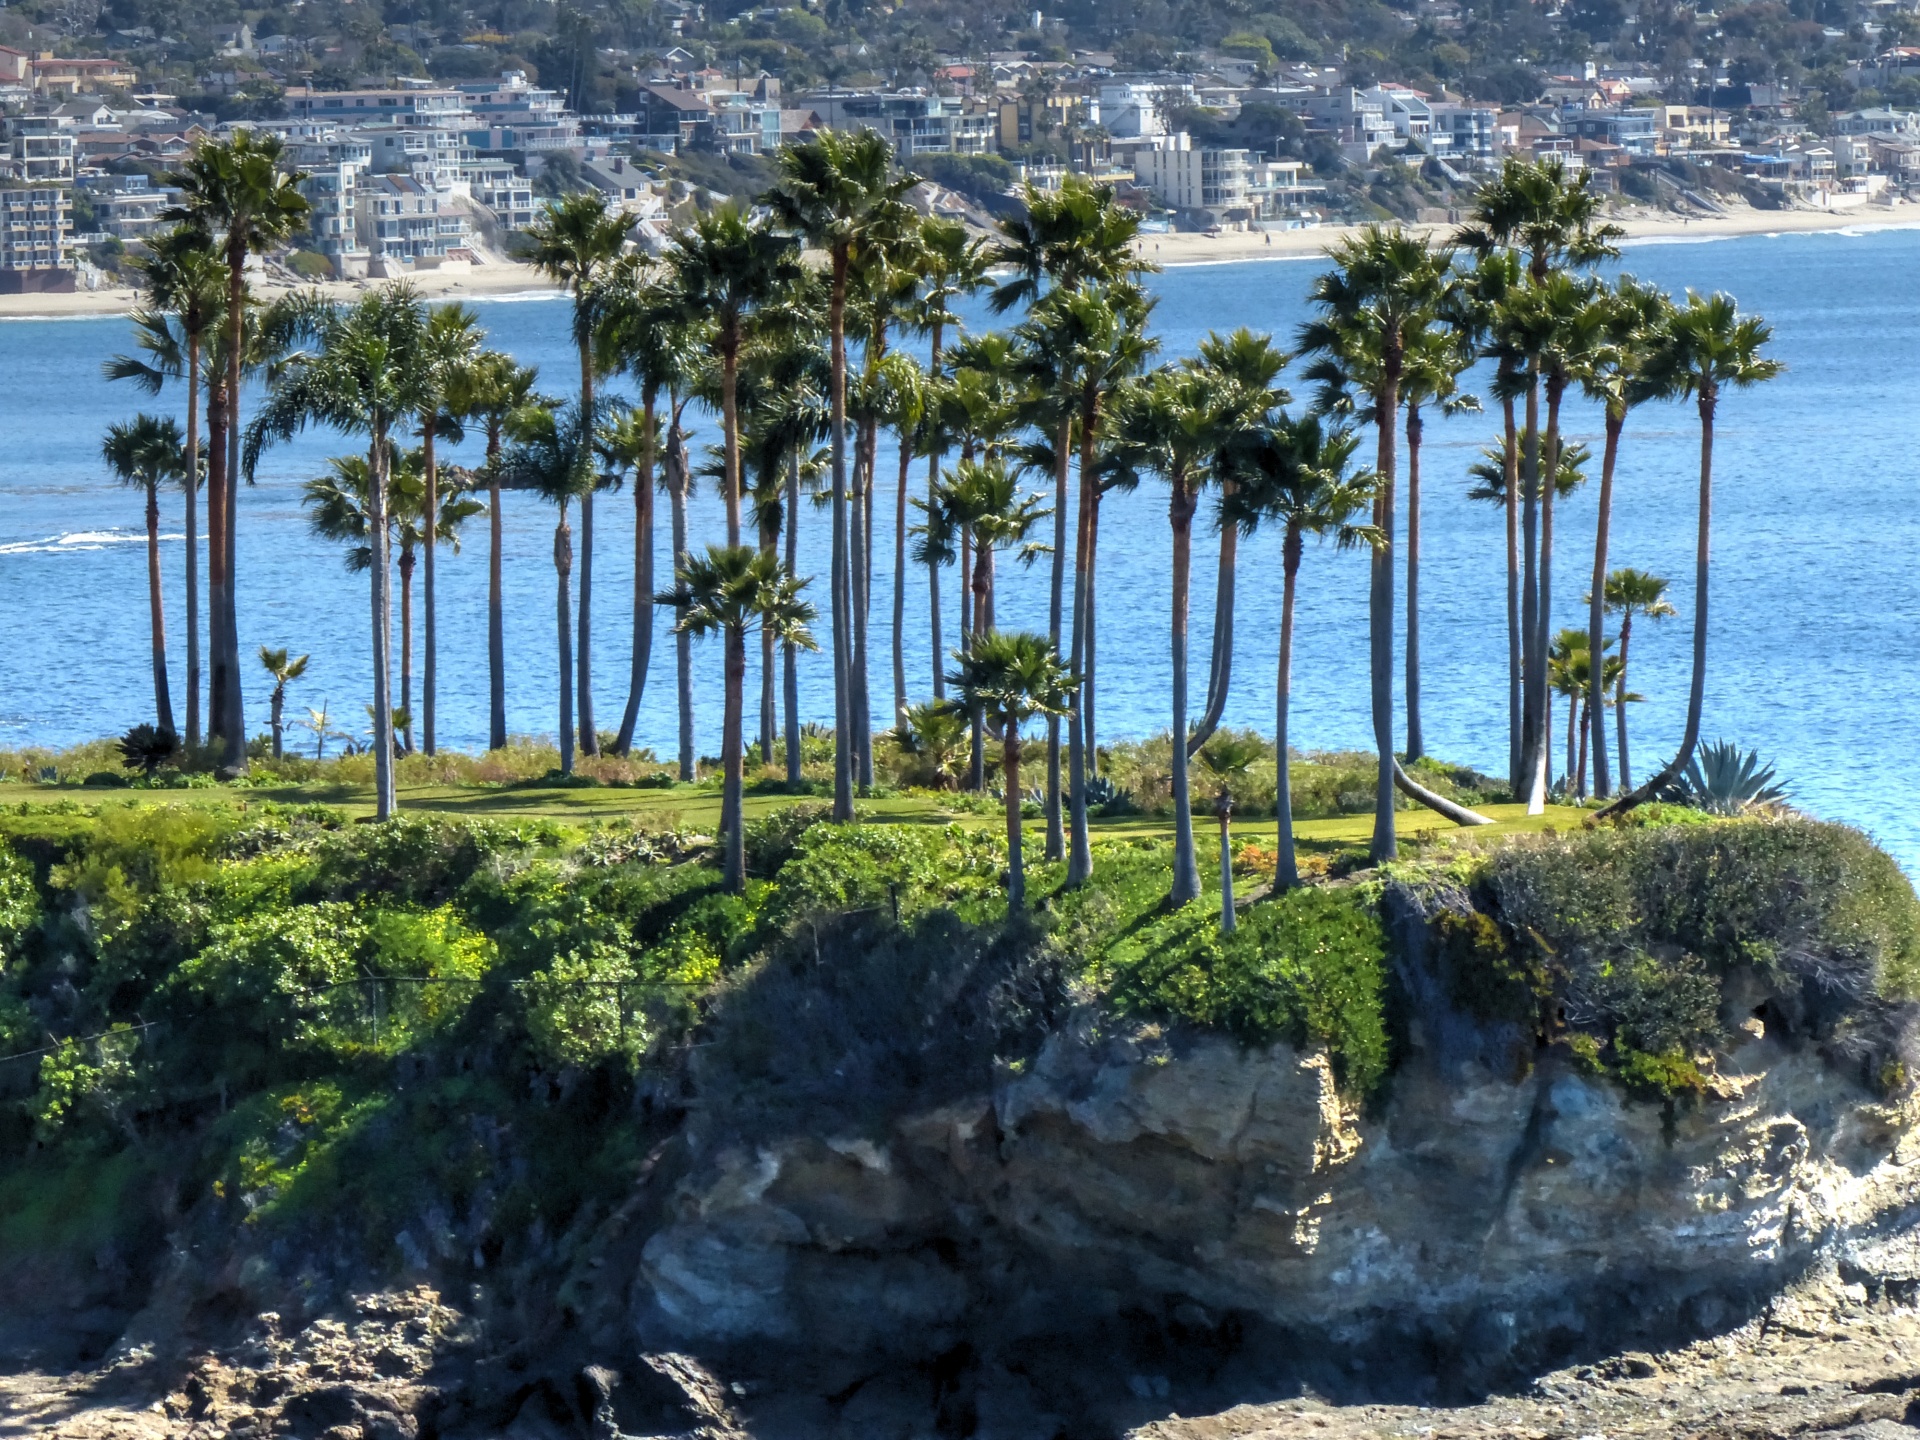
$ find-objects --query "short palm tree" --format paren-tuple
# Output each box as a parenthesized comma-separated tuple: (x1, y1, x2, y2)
(248, 285, 430, 819)
(1195, 734, 1265, 933)
(1599, 292, 1781, 818)
(660, 546, 817, 892)
(258, 646, 309, 759)
(1601, 567, 1677, 792)
(1224, 413, 1381, 889)
(941, 631, 1079, 911)
(165, 128, 311, 773)
(497, 402, 597, 777)
(889, 700, 969, 790)
(525, 189, 633, 757)
(764, 127, 920, 822)
(102, 414, 186, 736)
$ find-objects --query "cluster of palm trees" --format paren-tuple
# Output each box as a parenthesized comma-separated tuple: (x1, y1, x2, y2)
(97, 131, 1779, 913)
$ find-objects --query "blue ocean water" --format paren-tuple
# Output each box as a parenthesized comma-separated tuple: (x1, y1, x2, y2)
(0, 227, 1906, 861)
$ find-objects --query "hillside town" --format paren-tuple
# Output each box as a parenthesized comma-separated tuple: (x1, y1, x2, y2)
(6, 22, 1920, 291)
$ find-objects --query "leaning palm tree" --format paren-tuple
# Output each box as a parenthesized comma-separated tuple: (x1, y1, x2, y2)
(165, 129, 311, 773)
(764, 127, 921, 821)
(524, 189, 633, 758)
(447, 349, 538, 751)
(496, 402, 597, 777)
(1109, 360, 1233, 905)
(1297, 226, 1454, 863)
(1598, 293, 1781, 819)
(245, 285, 430, 820)
(413, 303, 483, 757)
(258, 646, 309, 759)
(1601, 567, 1677, 792)
(1223, 413, 1381, 890)
(660, 546, 817, 891)
(941, 631, 1078, 911)
(102, 414, 186, 737)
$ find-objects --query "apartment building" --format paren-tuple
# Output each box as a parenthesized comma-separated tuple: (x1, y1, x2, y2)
(357, 173, 471, 273)
(76, 172, 174, 240)
(286, 85, 470, 131)
(801, 90, 994, 155)
(297, 157, 367, 275)
(6, 114, 76, 184)
(456, 71, 578, 153)
(464, 160, 534, 231)
(0, 184, 72, 289)
(1136, 133, 1252, 222)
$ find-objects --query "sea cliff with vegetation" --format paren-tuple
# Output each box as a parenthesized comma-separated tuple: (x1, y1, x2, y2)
(4, 780, 1920, 1438)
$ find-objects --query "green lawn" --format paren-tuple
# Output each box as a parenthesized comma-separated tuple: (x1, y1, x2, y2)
(0, 777, 1577, 853)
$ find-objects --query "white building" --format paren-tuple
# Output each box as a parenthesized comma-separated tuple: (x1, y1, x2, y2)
(456, 71, 578, 153)
(0, 184, 71, 284)
(357, 173, 471, 274)
(1136, 133, 1252, 222)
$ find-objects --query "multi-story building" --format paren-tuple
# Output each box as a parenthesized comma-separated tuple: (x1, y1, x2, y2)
(6, 115, 76, 184)
(801, 90, 994, 155)
(0, 184, 72, 289)
(1562, 106, 1657, 157)
(1136, 133, 1252, 222)
(286, 85, 471, 132)
(456, 71, 578, 153)
(357, 173, 470, 273)
(29, 53, 138, 95)
(997, 91, 1080, 149)
(464, 159, 535, 231)
(76, 172, 173, 240)
(1095, 80, 1190, 139)
(294, 155, 367, 275)
(358, 124, 474, 190)
(1429, 102, 1499, 166)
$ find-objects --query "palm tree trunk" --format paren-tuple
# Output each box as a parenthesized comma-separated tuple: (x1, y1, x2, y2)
(927, 320, 946, 706)
(1066, 385, 1100, 885)
(968, 532, 988, 792)
(1588, 404, 1623, 799)
(422, 417, 438, 756)
(145, 483, 175, 735)
(1404, 402, 1425, 763)
(1276, 524, 1302, 889)
(487, 420, 507, 751)
(399, 545, 415, 753)
(1369, 362, 1401, 864)
(1597, 389, 1715, 820)
(853, 426, 875, 790)
(723, 624, 747, 891)
(1185, 489, 1237, 759)
(1170, 480, 1200, 904)
(1045, 412, 1070, 862)
(1217, 801, 1234, 934)
(1086, 486, 1103, 774)
(784, 447, 802, 786)
(1503, 393, 1520, 795)
(578, 336, 598, 757)
(829, 254, 853, 821)
(184, 336, 202, 749)
(368, 433, 397, 819)
(668, 426, 694, 781)
(221, 235, 246, 775)
(270, 685, 283, 760)
(206, 382, 230, 752)
(1575, 694, 1589, 799)
(892, 431, 911, 726)
(1518, 371, 1541, 809)
(1003, 729, 1025, 910)
(1527, 382, 1565, 813)
(1616, 611, 1635, 791)
(760, 515, 777, 764)
(616, 391, 657, 756)
(556, 510, 575, 776)
(722, 344, 742, 547)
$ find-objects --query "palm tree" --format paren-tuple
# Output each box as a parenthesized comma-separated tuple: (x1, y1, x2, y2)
(165, 129, 311, 774)
(258, 647, 309, 759)
(524, 190, 633, 758)
(660, 546, 817, 891)
(1195, 734, 1265, 933)
(765, 127, 920, 822)
(448, 349, 538, 751)
(988, 174, 1147, 314)
(497, 402, 597, 776)
(1454, 156, 1625, 284)
(1579, 277, 1674, 799)
(102, 414, 186, 737)
(1110, 361, 1234, 905)
(941, 631, 1078, 911)
(1601, 567, 1677, 793)
(889, 700, 969, 790)
(124, 225, 224, 747)
(1598, 293, 1781, 818)
(414, 304, 482, 757)
(246, 286, 430, 820)
(1296, 226, 1453, 863)
(1224, 413, 1380, 890)
(874, 350, 928, 727)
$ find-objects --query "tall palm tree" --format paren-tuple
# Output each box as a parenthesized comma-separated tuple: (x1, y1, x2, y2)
(102, 414, 186, 737)
(941, 631, 1078, 911)
(1579, 277, 1673, 799)
(448, 349, 538, 752)
(660, 546, 817, 891)
(165, 129, 311, 774)
(1454, 156, 1626, 284)
(765, 127, 920, 822)
(1110, 360, 1233, 905)
(125, 225, 224, 747)
(497, 402, 598, 776)
(875, 350, 928, 727)
(1297, 226, 1453, 863)
(414, 303, 482, 757)
(258, 646, 309, 759)
(1598, 292, 1781, 818)
(1601, 567, 1677, 794)
(245, 286, 428, 820)
(525, 190, 633, 757)
(1224, 413, 1380, 889)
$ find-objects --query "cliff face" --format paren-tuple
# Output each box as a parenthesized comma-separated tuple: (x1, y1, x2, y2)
(636, 1014, 1920, 1405)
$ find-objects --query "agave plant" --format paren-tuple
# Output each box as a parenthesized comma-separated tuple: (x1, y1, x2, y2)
(1662, 740, 1790, 816)
(1083, 772, 1138, 817)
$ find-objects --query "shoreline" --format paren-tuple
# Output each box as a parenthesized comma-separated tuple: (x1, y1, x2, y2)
(0, 261, 561, 321)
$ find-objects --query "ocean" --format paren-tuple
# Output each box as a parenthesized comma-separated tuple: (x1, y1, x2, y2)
(0, 226, 1908, 862)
